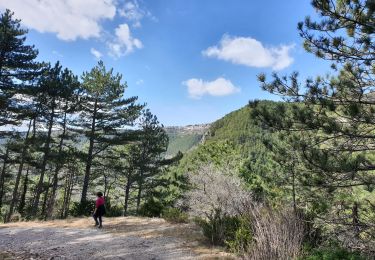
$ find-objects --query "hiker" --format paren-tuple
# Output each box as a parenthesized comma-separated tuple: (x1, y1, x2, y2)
(93, 192, 105, 228)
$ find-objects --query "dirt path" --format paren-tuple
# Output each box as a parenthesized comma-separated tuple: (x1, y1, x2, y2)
(0, 217, 233, 260)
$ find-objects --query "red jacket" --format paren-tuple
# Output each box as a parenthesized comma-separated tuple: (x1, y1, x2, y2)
(96, 197, 105, 208)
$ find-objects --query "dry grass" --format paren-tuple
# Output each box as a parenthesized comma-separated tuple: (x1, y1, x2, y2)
(0, 217, 93, 229)
(245, 207, 304, 260)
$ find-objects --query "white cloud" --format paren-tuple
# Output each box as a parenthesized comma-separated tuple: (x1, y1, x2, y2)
(107, 23, 143, 58)
(52, 50, 63, 57)
(136, 79, 144, 85)
(203, 35, 295, 70)
(90, 48, 103, 59)
(0, 0, 116, 41)
(119, 0, 156, 28)
(119, 1, 143, 28)
(183, 77, 240, 99)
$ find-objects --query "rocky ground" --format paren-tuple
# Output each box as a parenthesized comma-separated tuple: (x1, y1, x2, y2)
(0, 217, 234, 260)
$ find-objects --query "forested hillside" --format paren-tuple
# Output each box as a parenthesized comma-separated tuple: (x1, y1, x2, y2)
(171, 98, 374, 258)
(166, 0, 375, 255)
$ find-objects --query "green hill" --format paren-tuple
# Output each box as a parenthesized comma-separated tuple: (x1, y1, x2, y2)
(171, 101, 283, 200)
(205, 101, 276, 152)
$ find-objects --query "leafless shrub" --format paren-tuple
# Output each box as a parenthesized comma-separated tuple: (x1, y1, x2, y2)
(9, 212, 21, 222)
(180, 164, 304, 258)
(245, 205, 304, 260)
(180, 164, 252, 218)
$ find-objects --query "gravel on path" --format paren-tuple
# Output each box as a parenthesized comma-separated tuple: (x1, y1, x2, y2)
(0, 217, 233, 260)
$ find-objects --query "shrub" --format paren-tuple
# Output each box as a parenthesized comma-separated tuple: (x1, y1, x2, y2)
(182, 164, 252, 218)
(226, 216, 252, 254)
(182, 164, 254, 250)
(9, 212, 21, 222)
(139, 198, 164, 217)
(0, 206, 6, 222)
(70, 201, 95, 217)
(162, 208, 189, 223)
(302, 247, 366, 260)
(105, 205, 123, 217)
(195, 209, 241, 246)
(245, 207, 304, 260)
(103, 197, 122, 217)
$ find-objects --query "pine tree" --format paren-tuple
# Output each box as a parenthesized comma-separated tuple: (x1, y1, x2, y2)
(0, 9, 41, 127)
(76, 61, 143, 204)
(134, 109, 169, 212)
(252, 0, 375, 250)
(29, 62, 74, 216)
(0, 9, 43, 219)
(45, 67, 80, 219)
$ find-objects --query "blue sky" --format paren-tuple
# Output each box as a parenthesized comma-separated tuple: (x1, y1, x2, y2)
(0, 0, 331, 126)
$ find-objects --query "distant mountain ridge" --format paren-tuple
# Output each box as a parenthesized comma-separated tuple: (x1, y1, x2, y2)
(164, 123, 210, 156)
(0, 123, 211, 156)
(164, 123, 211, 134)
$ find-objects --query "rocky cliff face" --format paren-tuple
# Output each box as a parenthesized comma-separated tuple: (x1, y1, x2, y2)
(164, 123, 210, 135)
(164, 124, 211, 156)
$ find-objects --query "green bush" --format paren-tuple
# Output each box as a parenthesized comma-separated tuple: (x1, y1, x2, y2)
(195, 210, 253, 252)
(70, 200, 95, 217)
(302, 247, 366, 260)
(102, 197, 122, 217)
(162, 208, 189, 223)
(0, 206, 6, 222)
(225, 217, 252, 254)
(105, 205, 123, 217)
(139, 198, 164, 217)
(195, 209, 241, 246)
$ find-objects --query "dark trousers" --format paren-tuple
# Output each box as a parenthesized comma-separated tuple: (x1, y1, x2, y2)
(93, 213, 102, 227)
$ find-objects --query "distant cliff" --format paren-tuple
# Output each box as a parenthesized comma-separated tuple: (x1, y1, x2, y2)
(164, 124, 210, 156)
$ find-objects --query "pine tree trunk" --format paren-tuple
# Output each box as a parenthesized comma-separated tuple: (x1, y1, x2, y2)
(41, 176, 51, 219)
(291, 167, 297, 215)
(46, 108, 68, 219)
(103, 172, 108, 200)
(18, 119, 38, 218)
(136, 179, 143, 214)
(65, 173, 74, 218)
(136, 154, 146, 213)
(32, 104, 55, 216)
(7, 119, 32, 220)
(105, 183, 111, 200)
(61, 172, 70, 218)
(124, 176, 132, 216)
(46, 166, 60, 219)
(61, 170, 74, 219)
(0, 146, 9, 210)
(352, 202, 360, 238)
(18, 166, 29, 215)
(81, 99, 98, 204)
